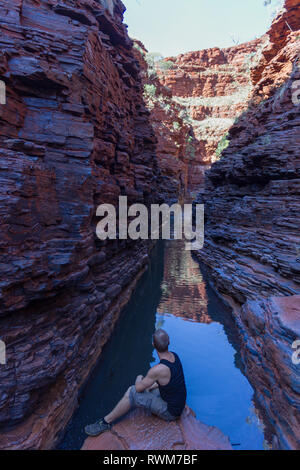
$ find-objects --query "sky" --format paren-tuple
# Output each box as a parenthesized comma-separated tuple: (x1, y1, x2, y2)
(123, 0, 279, 57)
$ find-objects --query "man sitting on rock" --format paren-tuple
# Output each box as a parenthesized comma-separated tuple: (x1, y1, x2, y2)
(85, 328, 187, 436)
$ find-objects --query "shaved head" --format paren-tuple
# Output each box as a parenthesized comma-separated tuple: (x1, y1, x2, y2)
(153, 329, 170, 353)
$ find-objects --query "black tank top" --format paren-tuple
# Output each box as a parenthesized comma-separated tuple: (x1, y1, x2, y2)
(158, 352, 187, 417)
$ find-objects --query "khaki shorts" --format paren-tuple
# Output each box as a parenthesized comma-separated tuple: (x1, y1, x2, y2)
(129, 386, 177, 422)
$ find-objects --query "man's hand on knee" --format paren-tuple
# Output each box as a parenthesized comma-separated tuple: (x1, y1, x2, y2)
(135, 375, 144, 385)
(135, 368, 159, 393)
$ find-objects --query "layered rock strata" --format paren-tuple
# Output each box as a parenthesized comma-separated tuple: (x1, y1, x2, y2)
(133, 41, 193, 202)
(155, 38, 263, 194)
(238, 295, 300, 450)
(0, 0, 161, 449)
(133, 38, 265, 199)
(196, 0, 300, 449)
(196, 24, 300, 305)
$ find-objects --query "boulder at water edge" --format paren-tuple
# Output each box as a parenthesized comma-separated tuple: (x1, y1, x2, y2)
(82, 406, 232, 450)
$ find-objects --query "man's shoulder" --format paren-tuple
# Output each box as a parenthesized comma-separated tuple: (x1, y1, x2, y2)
(150, 363, 166, 375)
(150, 363, 163, 372)
(150, 363, 170, 377)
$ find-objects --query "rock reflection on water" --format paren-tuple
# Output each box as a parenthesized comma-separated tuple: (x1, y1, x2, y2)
(59, 240, 267, 451)
(157, 240, 211, 323)
(153, 240, 267, 451)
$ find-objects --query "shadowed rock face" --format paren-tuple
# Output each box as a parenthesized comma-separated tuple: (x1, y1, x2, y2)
(132, 41, 194, 203)
(238, 295, 300, 450)
(0, 0, 164, 449)
(196, 0, 300, 449)
(196, 29, 300, 304)
(82, 406, 233, 450)
(133, 38, 265, 200)
(0, 0, 299, 452)
(154, 39, 264, 194)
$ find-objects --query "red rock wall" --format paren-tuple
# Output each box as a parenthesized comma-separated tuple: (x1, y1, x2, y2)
(133, 41, 193, 203)
(133, 38, 264, 200)
(156, 39, 263, 195)
(0, 0, 162, 449)
(196, 0, 300, 449)
(237, 295, 300, 450)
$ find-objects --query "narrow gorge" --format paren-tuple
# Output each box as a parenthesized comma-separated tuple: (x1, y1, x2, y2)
(0, 0, 299, 451)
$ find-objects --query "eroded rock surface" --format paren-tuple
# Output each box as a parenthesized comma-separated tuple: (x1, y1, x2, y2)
(133, 41, 193, 202)
(155, 39, 263, 193)
(82, 406, 232, 450)
(0, 0, 161, 449)
(196, 0, 300, 449)
(0, 0, 299, 452)
(238, 295, 300, 450)
(132, 37, 264, 199)
(196, 15, 300, 304)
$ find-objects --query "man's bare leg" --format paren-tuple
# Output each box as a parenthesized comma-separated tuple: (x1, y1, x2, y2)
(104, 376, 143, 424)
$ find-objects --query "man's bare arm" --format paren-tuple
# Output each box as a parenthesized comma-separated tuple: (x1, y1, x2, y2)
(135, 367, 160, 393)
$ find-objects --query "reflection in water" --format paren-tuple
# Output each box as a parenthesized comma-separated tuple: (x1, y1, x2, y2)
(158, 239, 210, 323)
(59, 241, 267, 450)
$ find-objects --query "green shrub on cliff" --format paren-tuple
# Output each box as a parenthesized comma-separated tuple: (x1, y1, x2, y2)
(133, 42, 145, 57)
(243, 52, 257, 71)
(145, 52, 164, 66)
(215, 132, 230, 158)
(145, 52, 163, 78)
(162, 102, 171, 113)
(143, 84, 157, 99)
(173, 121, 181, 131)
(157, 60, 175, 72)
(185, 135, 196, 160)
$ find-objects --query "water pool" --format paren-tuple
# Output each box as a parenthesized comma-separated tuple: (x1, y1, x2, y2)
(59, 240, 268, 450)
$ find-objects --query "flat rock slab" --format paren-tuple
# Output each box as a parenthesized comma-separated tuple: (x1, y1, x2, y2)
(82, 406, 232, 450)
